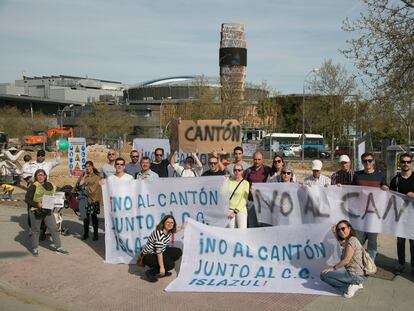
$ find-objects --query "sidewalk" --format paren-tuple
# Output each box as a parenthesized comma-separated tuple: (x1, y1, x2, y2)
(1, 201, 413, 311)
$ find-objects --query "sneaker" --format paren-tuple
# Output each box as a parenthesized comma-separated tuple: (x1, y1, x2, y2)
(343, 284, 362, 298)
(145, 270, 158, 283)
(55, 247, 69, 255)
(32, 249, 39, 257)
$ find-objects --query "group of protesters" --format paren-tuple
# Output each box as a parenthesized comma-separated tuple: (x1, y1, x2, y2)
(20, 146, 414, 296)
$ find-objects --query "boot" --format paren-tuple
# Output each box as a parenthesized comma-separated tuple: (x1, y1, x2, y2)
(92, 215, 99, 241)
(82, 218, 89, 240)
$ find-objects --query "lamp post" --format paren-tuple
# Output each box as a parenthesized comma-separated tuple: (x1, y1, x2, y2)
(163, 117, 181, 139)
(60, 104, 74, 129)
(301, 68, 319, 161)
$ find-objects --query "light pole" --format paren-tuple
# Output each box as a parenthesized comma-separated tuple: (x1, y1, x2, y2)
(163, 117, 181, 139)
(60, 104, 74, 129)
(302, 68, 318, 161)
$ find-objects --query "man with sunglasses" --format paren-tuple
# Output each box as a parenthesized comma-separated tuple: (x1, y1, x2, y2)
(100, 150, 117, 179)
(390, 153, 414, 275)
(150, 148, 171, 178)
(352, 152, 388, 261)
(108, 157, 133, 181)
(227, 146, 251, 177)
(30, 149, 61, 178)
(202, 155, 227, 176)
(125, 150, 141, 178)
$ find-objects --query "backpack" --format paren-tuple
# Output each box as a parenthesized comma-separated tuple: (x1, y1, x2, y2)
(361, 248, 377, 275)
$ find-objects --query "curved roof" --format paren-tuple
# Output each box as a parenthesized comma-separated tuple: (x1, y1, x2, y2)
(130, 75, 220, 88)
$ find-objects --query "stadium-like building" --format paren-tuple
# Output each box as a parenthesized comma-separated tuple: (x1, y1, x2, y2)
(124, 75, 270, 140)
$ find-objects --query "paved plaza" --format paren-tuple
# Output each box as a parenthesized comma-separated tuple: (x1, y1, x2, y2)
(1, 196, 414, 311)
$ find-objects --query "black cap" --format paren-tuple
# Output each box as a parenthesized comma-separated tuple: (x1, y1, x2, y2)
(37, 149, 46, 156)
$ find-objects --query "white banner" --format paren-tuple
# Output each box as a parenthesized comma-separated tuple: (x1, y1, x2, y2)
(132, 138, 171, 161)
(166, 219, 340, 295)
(252, 183, 414, 239)
(103, 176, 229, 264)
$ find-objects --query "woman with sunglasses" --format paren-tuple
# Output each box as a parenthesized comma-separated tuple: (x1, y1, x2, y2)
(280, 166, 295, 183)
(228, 164, 249, 229)
(320, 220, 367, 298)
(141, 215, 185, 282)
(267, 155, 297, 182)
(25, 169, 68, 256)
(75, 161, 102, 240)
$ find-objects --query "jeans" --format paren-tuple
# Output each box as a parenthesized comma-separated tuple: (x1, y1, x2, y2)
(228, 212, 248, 229)
(397, 237, 414, 268)
(320, 268, 367, 295)
(143, 247, 183, 274)
(356, 230, 377, 260)
(247, 201, 258, 228)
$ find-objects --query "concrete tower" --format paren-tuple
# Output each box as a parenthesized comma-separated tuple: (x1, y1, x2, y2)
(219, 23, 247, 118)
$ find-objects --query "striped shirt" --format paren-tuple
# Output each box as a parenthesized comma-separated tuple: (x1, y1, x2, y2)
(331, 170, 354, 185)
(142, 230, 172, 255)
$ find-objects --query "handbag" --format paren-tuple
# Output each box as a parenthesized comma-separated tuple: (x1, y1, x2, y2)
(362, 248, 377, 275)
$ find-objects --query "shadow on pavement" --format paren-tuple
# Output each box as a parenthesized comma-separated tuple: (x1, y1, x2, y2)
(376, 253, 414, 282)
(0, 251, 28, 259)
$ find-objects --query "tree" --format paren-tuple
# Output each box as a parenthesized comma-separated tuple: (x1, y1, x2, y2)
(308, 59, 356, 158)
(78, 103, 136, 144)
(0, 106, 53, 140)
(342, 0, 414, 144)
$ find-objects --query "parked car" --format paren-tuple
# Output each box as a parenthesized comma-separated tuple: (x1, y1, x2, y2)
(304, 147, 330, 159)
(290, 144, 302, 153)
(281, 146, 295, 157)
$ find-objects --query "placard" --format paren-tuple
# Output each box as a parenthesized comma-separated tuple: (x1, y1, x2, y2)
(178, 120, 242, 153)
(68, 137, 87, 176)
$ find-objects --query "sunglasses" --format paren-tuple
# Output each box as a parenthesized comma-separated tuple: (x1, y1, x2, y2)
(282, 172, 291, 175)
(37, 155, 45, 157)
(208, 162, 218, 165)
(400, 160, 412, 164)
(115, 163, 124, 166)
(362, 159, 373, 164)
(131, 155, 139, 158)
(273, 160, 282, 164)
(108, 153, 116, 156)
(155, 153, 163, 156)
(337, 226, 348, 232)
(233, 169, 243, 172)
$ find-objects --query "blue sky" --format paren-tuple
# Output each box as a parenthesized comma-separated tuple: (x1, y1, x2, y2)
(0, 0, 364, 94)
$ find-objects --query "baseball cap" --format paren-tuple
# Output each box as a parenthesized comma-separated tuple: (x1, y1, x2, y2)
(338, 155, 351, 163)
(311, 160, 323, 171)
(37, 149, 46, 157)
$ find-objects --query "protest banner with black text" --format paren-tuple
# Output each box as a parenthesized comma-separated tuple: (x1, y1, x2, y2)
(165, 219, 340, 295)
(178, 119, 241, 153)
(102, 176, 229, 264)
(252, 183, 414, 239)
